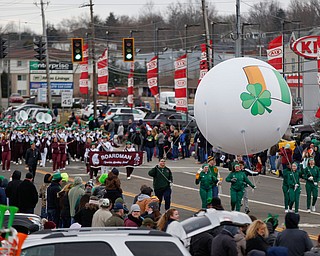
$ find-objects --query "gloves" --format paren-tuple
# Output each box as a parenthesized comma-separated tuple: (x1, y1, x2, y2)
(195, 173, 200, 179)
(197, 169, 202, 174)
(231, 178, 237, 183)
(308, 176, 314, 181)
(314, 182, 318, 186)
(252, 185, 256, 189)
(294, 184, 299, 190)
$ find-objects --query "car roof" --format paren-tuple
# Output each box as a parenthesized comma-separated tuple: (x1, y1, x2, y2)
(181, 209, 252, 238)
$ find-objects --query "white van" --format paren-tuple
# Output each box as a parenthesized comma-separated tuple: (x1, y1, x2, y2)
(160, 91, 176, 111)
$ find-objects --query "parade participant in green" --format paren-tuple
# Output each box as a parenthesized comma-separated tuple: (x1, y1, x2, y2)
(195, 164, 217, 208)
(207, 156, 221, 198)
(287, 162, 302, 213)
(225, 164, 255, 211)
(282, 165, 291, 213)
(303, 158, 320, 212)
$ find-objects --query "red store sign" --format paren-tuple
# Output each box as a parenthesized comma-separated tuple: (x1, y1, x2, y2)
(292, 35, 320, 59)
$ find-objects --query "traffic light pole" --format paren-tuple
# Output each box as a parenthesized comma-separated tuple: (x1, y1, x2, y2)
(40, 0, 52, 109)
(89, 0, 97, 119)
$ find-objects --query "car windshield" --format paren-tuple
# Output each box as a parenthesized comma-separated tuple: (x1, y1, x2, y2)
(181, 215, 212, 235)
(168, 97, 175, 104)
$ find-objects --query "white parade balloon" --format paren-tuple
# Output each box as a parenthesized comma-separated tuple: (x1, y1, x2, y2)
(195, 57, 292, 155)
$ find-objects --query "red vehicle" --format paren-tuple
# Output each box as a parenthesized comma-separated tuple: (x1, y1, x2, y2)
(290, 109, 303, 125)
(106, 87, 127, 97)
(9, 93, 24, 103)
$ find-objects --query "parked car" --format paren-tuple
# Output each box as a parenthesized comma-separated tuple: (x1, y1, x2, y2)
(292, 120, 320, 141)
(5, 213, 42, 234)
(105, 107, 146, 121)
(9, 93, 24, 103)
(144, 112, 197, 131)
(181, 209, 252, 248)
(106, 87, 128, 97)
(101, 113, 135, 131)
(81, 104, 109, 120)
(188, 105, 194, 116)
(290, 108, 303, 125)
(22, 228, 191, 256)
(72, 97, 84, 108)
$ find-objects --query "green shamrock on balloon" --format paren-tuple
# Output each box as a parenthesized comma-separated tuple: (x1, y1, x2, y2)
(240, 83, 272, 116)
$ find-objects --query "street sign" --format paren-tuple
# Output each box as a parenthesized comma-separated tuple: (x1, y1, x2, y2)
(61, 91, 73, 107)
(292, 35, 320, 59)
(37, 88, 47, 103)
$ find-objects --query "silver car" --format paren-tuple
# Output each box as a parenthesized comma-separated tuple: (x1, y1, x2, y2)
(21, 227, 191, 256)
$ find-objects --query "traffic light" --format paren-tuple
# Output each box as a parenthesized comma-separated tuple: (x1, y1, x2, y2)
(34, 37, 46, 62)
(0, 37, 7, 59)
(123, 38, 134, 62)
(71, 38, 84, 63)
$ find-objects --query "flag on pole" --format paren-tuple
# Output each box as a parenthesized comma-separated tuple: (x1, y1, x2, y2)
(147, 56, 159, 106)
(198, 43, 209, 85)
(128, 62, 134, 108)
(267, 35, 283, 72)
(79, 44, 89, 95)
(97, 48, 108, 95)
(285, 73, 303, 87)
(289, 32, 296, 51)
(174, 54, 187, 113)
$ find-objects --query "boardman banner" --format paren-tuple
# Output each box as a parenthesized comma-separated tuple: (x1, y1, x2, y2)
(88, 151, 143, 167)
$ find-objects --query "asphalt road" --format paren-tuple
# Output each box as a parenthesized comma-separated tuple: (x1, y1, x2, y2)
(3, 154, 320, 241)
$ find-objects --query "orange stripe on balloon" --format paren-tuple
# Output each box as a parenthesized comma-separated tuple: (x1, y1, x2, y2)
(243, 66, 266, 91)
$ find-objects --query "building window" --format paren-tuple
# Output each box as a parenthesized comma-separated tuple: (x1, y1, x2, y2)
(17, 61, 22, 67)
(17, 75, 27, 81)
(17, 90, 27, 96)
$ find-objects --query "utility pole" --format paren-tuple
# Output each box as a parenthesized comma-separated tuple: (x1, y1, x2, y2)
(89, 0, 97, 119)
(201, 0, 212, 69)
(40, 0, 52, 109)
(235, 0, 241, 57)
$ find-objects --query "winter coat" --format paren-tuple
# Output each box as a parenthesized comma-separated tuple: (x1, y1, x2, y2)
(246, 235, 270, 254)
(74, 207, 97, 227)
(6, 170, 22, 207)
(47, 182, 61, 210)
(189, 232, 213, 256)
(148, 165, 173, 191)
(68, 184, 85, 217)
(105, 213, 124, 227)
(124, 214, 143, 227)
(92, 208, 112, 227)
(210, 229, 238, 256)
(17, 179, 38, 211)
(234, 230, 246, 256)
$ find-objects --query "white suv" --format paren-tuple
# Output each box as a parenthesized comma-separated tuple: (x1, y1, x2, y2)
(21, 227, 191, 256)
(105, 107, 146, 121)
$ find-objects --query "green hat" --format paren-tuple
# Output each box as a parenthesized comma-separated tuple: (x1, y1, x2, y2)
(88, 116, 94, 121)
(99, 173, 108, 184)
(126, 141, 132, 145)
(30, 141, 35, 145)
(91, 142, 96, 145)
(61, 173, 69, 182)
(202, 164, 209, 168)
(52, 172, 62, 181)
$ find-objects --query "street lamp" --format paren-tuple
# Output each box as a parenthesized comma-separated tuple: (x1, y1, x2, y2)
(211, 21, 229, 67)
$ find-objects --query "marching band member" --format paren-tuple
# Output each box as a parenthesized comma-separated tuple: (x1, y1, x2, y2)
(124, 141, 135, 180)
(58, 138, 68, 171)
(1, 133, 11, 172)
(39, 133, 50, 167)
(97, 135, 113, 174)
(88, 141, 100, 179)
(51, 136, 60, 172)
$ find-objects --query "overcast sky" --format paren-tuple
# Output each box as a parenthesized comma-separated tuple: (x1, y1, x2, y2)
(0, 0, 291, 34)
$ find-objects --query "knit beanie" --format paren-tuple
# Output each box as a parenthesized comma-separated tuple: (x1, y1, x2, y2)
(74, 176, 83, 185)
(285, 212, 299, 229)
